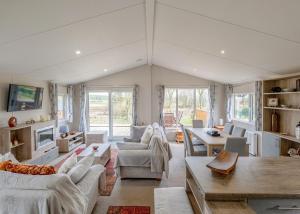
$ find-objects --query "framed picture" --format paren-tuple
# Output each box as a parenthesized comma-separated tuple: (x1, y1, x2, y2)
(267, 98, 278, 107)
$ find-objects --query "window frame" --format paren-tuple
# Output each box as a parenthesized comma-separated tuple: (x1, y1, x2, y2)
(57, 94, 67, 121)
(232, 93, 255, 123)
(163, 87, 209, 127)
(87, 87, 134, 140)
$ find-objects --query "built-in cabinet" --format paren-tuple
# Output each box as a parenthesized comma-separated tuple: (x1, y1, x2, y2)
(262, 75, 300, 156)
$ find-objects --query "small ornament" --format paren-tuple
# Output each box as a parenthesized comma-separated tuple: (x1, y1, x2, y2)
(8, 116, 17, 128)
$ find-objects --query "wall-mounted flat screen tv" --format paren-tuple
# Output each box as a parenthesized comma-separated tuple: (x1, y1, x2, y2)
(7, 84, 44, 112)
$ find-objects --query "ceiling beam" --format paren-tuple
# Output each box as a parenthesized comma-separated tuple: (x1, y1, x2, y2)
(145, 0, 155, 65)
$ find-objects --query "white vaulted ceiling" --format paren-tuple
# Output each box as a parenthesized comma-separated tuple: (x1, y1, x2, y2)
(1, 0, 300, 84)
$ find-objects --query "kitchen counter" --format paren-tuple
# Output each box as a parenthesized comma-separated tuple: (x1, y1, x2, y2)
(185, 157, 300, 213)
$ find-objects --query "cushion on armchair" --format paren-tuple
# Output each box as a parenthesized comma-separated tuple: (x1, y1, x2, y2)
(67, 156, 94, 184)
(141, 125, 154, 145)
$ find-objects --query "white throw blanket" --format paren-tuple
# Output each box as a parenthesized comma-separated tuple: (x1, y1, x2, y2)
(149, 135, 170, 177)
(0, 171, 88, 214)
(115, 123, 172, 178)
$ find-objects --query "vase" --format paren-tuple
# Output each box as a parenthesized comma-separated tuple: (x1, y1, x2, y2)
(271, 111, 279, 132)
(8, 116, 17, 128)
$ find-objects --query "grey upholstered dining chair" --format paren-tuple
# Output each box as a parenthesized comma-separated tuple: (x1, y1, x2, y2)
(224, 137, 248, 156)
(191, 120, 205, 145)
(184, 128, 207, 156)
(231, 126, 246, 137)
(223, 123, 234, 135)
(192, 120, 204, 128)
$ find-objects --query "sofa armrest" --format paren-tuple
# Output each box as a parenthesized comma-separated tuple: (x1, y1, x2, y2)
(123, 137, 140, 143)
(117, 142, 149, 150)
(77, 164, 106, 194)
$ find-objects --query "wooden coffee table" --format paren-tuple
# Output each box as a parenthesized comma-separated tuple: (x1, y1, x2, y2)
(78, 143, 111, 165)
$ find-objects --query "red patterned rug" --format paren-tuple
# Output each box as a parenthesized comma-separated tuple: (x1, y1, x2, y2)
(107, 206, 150, 214)
(100, 148, 117, 196)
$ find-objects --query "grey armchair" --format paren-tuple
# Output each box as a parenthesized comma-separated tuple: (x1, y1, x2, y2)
(224, 137, 248, 156)
(231, 126, 246, 137)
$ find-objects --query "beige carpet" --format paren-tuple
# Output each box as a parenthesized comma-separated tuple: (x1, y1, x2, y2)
(92, 143, 185, 214)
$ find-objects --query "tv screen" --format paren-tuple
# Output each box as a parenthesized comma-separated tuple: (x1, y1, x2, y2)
(7, 84, 44, 112)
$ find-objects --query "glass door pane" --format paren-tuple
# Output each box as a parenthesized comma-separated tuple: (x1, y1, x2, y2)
(111, 91, 133, 137)
(88, 92, 109, 133)
(195, 89, 209, 126)
(178, 89, 194, 126)
(163, 88, 177, 127)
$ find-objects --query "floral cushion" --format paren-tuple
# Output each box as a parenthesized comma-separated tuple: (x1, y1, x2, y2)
(0, 160, 56, 175)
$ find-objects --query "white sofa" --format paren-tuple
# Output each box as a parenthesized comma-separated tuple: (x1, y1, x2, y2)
(115, 123, 172, 179)
(0, 164, 105, 214)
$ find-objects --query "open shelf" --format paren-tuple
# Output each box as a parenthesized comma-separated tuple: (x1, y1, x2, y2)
(264, 91, 300, 95)
(10, 142, 25, 149)
(264, 106, 300, 112)
(69, 137, 83, 145)
(265, 131, 300, 144)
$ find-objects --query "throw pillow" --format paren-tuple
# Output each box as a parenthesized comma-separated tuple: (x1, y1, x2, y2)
(0, 160, 56, 175)
(77, 156, 95, 166)
(67, 164, 90, 184)
(131, 126, 147, 141)
(57, 153, 77, 174)
(140, 125, 153, 145)
(67, 156, 94, 184)
(0, 152, 19, 163)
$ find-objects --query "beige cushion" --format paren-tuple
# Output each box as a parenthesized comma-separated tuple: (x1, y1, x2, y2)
(140, 125, 153, 145)
(0, 152, 19, 163)
(67, 156, 94, 184)
(57, 153, 77, 174)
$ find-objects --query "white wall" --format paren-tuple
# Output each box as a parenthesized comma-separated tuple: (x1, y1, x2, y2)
(0, 75, 50, 127)
(72, 65, 226, 129)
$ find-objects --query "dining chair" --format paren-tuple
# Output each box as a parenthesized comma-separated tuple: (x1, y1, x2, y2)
(184, 128, 207, 156)
(224, 137, 248, 156)
(192, 120, 204, 128)
(223, 123, 234, 135)
(180, 124, 187, 157)
(231, 126, 246, 137)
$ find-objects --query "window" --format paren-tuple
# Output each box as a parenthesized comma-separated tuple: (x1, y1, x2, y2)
(163, 88, 208, 126)
(88, 89, 133, 138)
(232, 93, 255, 122)
(57, 95, 66, 120)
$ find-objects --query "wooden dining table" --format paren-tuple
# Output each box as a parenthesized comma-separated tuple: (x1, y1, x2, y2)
(188, 128, 230, 156)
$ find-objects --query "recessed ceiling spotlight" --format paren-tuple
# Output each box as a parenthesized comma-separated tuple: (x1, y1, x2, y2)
(104, 68, 108, 72)
(75, 50, 81, 55)
(220, 50, 225, 54)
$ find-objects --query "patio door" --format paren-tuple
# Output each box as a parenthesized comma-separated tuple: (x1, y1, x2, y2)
(88, 89, 133, 139)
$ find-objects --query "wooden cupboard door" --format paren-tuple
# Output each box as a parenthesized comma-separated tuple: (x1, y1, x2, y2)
(261, 132, 281, 157)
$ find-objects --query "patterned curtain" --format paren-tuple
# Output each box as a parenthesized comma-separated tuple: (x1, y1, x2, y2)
(67, 85, 73, 123)
(158, 85, 165, 126)
(225, 84, 233, 122)
(208, 83, 216, 128)
(79, 84, 87, 132)
(255, 81, 263, 131)
(48, 82, 58, 126)
(132, 85, 139, 126)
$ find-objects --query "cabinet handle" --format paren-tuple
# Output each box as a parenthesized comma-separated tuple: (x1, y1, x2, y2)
(269, 205, 300, 210)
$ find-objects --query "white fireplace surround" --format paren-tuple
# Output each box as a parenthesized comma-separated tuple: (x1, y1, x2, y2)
(35, 125, 55, 151)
